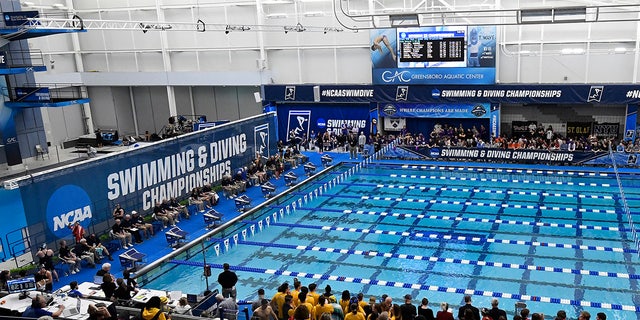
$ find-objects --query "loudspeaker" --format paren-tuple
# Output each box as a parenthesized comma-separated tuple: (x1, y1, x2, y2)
(313, 86, 320, 102)
(254, 92, 262, 103)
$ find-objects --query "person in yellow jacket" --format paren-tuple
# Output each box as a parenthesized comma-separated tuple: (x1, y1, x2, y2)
(271, 282, 290, 320)
(141, 296, 171, 320)
(308, 283, 320, 306)
(345, 303, 365, 320)
(314, 296, 335, 320)
(292, 291, 315, 320)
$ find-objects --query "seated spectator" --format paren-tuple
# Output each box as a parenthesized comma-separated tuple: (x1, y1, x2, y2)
(111, 218, 133, 249)
(34, 264, 53, 292)
(254, 158, 268, 183)
(200, 185, 220, 207)
(114, 278, 133, 300)
(101, 274, 117, 301)
(161, 199, 180, 224)
(73, 238, 96, 268)
(221, 174, 239, 198)
(142, 296, 169, 320)
(216, 294, 239, 320)
(189, 187, 205, 211)
(174, 297, 193, 315)
(234, 168, 248, 193)
(22, 294, 64, 318)
(153, 202, 174, 229)
(68, 281, 84, 298)
(122, 214, 143, 244)
(59, 240, 81, 275)
(284, 148, 297, 169)
(0, 270, 10, 291)
(131, 211, 154, 239)
(170, 197, 190, 220)
(85, 233, 113, 261)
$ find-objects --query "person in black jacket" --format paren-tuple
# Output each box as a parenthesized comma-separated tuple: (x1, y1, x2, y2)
(417, 298, 435, 320)
(457, 296, 479, 320)
(218, 263, 238, 299)
(487, 298, 506, 320)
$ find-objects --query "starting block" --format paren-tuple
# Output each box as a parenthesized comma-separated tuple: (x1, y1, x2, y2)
(165, 226, 188, 249)
(284, 171, 298, 186)
(303, 162, 317, 176)
(321, 154, 333, 167)
(234, 195, 252, 212)
(261, 182, 276, 199)
(203, 209, 223, 229)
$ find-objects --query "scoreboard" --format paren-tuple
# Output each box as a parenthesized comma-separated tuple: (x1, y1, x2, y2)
(400, 38, 465, 62)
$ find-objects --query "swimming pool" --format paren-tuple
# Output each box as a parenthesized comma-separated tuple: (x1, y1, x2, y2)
(137, 160, 640, 320)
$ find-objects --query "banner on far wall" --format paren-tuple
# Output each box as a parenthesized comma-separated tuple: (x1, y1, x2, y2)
(593, 123, 620, 139)
(15, 113, 278, 243)
(380, 103, 491, 119)
(566, 122, 592, 138)
(276, 104, 371, 143)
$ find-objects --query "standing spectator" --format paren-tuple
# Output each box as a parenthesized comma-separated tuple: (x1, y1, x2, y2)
(216, 294, 239, 320)
(68, 221, 85, 243)
(457, 296, 479, 320)
(35, 244, 59, 282)
(252, 288, 268, 312)
(578, 311, 590, 320)
(218, 263, 238, 299)
(487, 299, 506, 320)
(435, 302, 453, 320)
(417, 298, 434, 320)
(348, 132, 358, 159)
(595, 312, 606, 320)
(400, 294, 416, 320)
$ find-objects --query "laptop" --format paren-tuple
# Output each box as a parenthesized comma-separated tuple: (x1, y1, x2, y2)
(62, 298, 81, 317)
(93, 275, 104, 285)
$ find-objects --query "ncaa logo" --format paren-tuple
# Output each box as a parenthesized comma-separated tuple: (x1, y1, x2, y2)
(431, 89, 441, 99)
(285, 86, 296, 101)
(317, 118, 326, 129)
(382, 104, 397, 116)
(429, 148, 441, 158)
(254, 123, 270, 157)
(46, 185, 93, 238)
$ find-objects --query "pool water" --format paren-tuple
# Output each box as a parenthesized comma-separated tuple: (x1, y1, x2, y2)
(139, 162, 640, 320)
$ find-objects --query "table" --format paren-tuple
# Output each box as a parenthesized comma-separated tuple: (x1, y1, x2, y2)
(0, 291, 109, 320)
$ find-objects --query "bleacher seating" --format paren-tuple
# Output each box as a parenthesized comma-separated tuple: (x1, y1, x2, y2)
(234, 195, 252, 212)
(261, 181, 276, 199)
(203, 209, 224, 229)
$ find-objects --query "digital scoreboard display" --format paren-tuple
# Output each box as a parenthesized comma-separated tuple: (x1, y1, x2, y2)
(7, 276, 37, 294)
(400, 38, 465, 62)
(397, 27, 467, 68)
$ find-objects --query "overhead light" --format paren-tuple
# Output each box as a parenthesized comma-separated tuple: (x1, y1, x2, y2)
(614, 47, 627, 53)
(262, 0, 293, 4)
(52, 3, 64, 7)
(303, 11, 325, 17)
(561, 48, 584, 55)
(299, 0, 331, 3)
(266, 13, 288, 19)
(519, 50, 531, 55)
(382, 8, 406, 13)
(21, 1, 34, 6)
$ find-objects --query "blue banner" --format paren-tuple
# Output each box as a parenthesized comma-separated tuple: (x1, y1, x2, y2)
(490, 104, 500, 138)
(380, 103, 490, 118)
(275, 104, 370, 143)
(263, 84, 640, 105)
(625, 105, 637, 141)
(15, 87, 50, 102)
(16, 114, 277, 241)
(3, 11, 38, 27)
(373, 68, 496, 85)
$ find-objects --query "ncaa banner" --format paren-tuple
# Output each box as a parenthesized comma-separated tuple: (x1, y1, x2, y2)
(264, 84, 640, 104)
(379, 103, 490, 119)
(275, 104, 370, 141)
(415, 146, 606, 164)
(15, 113, 278, 242)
